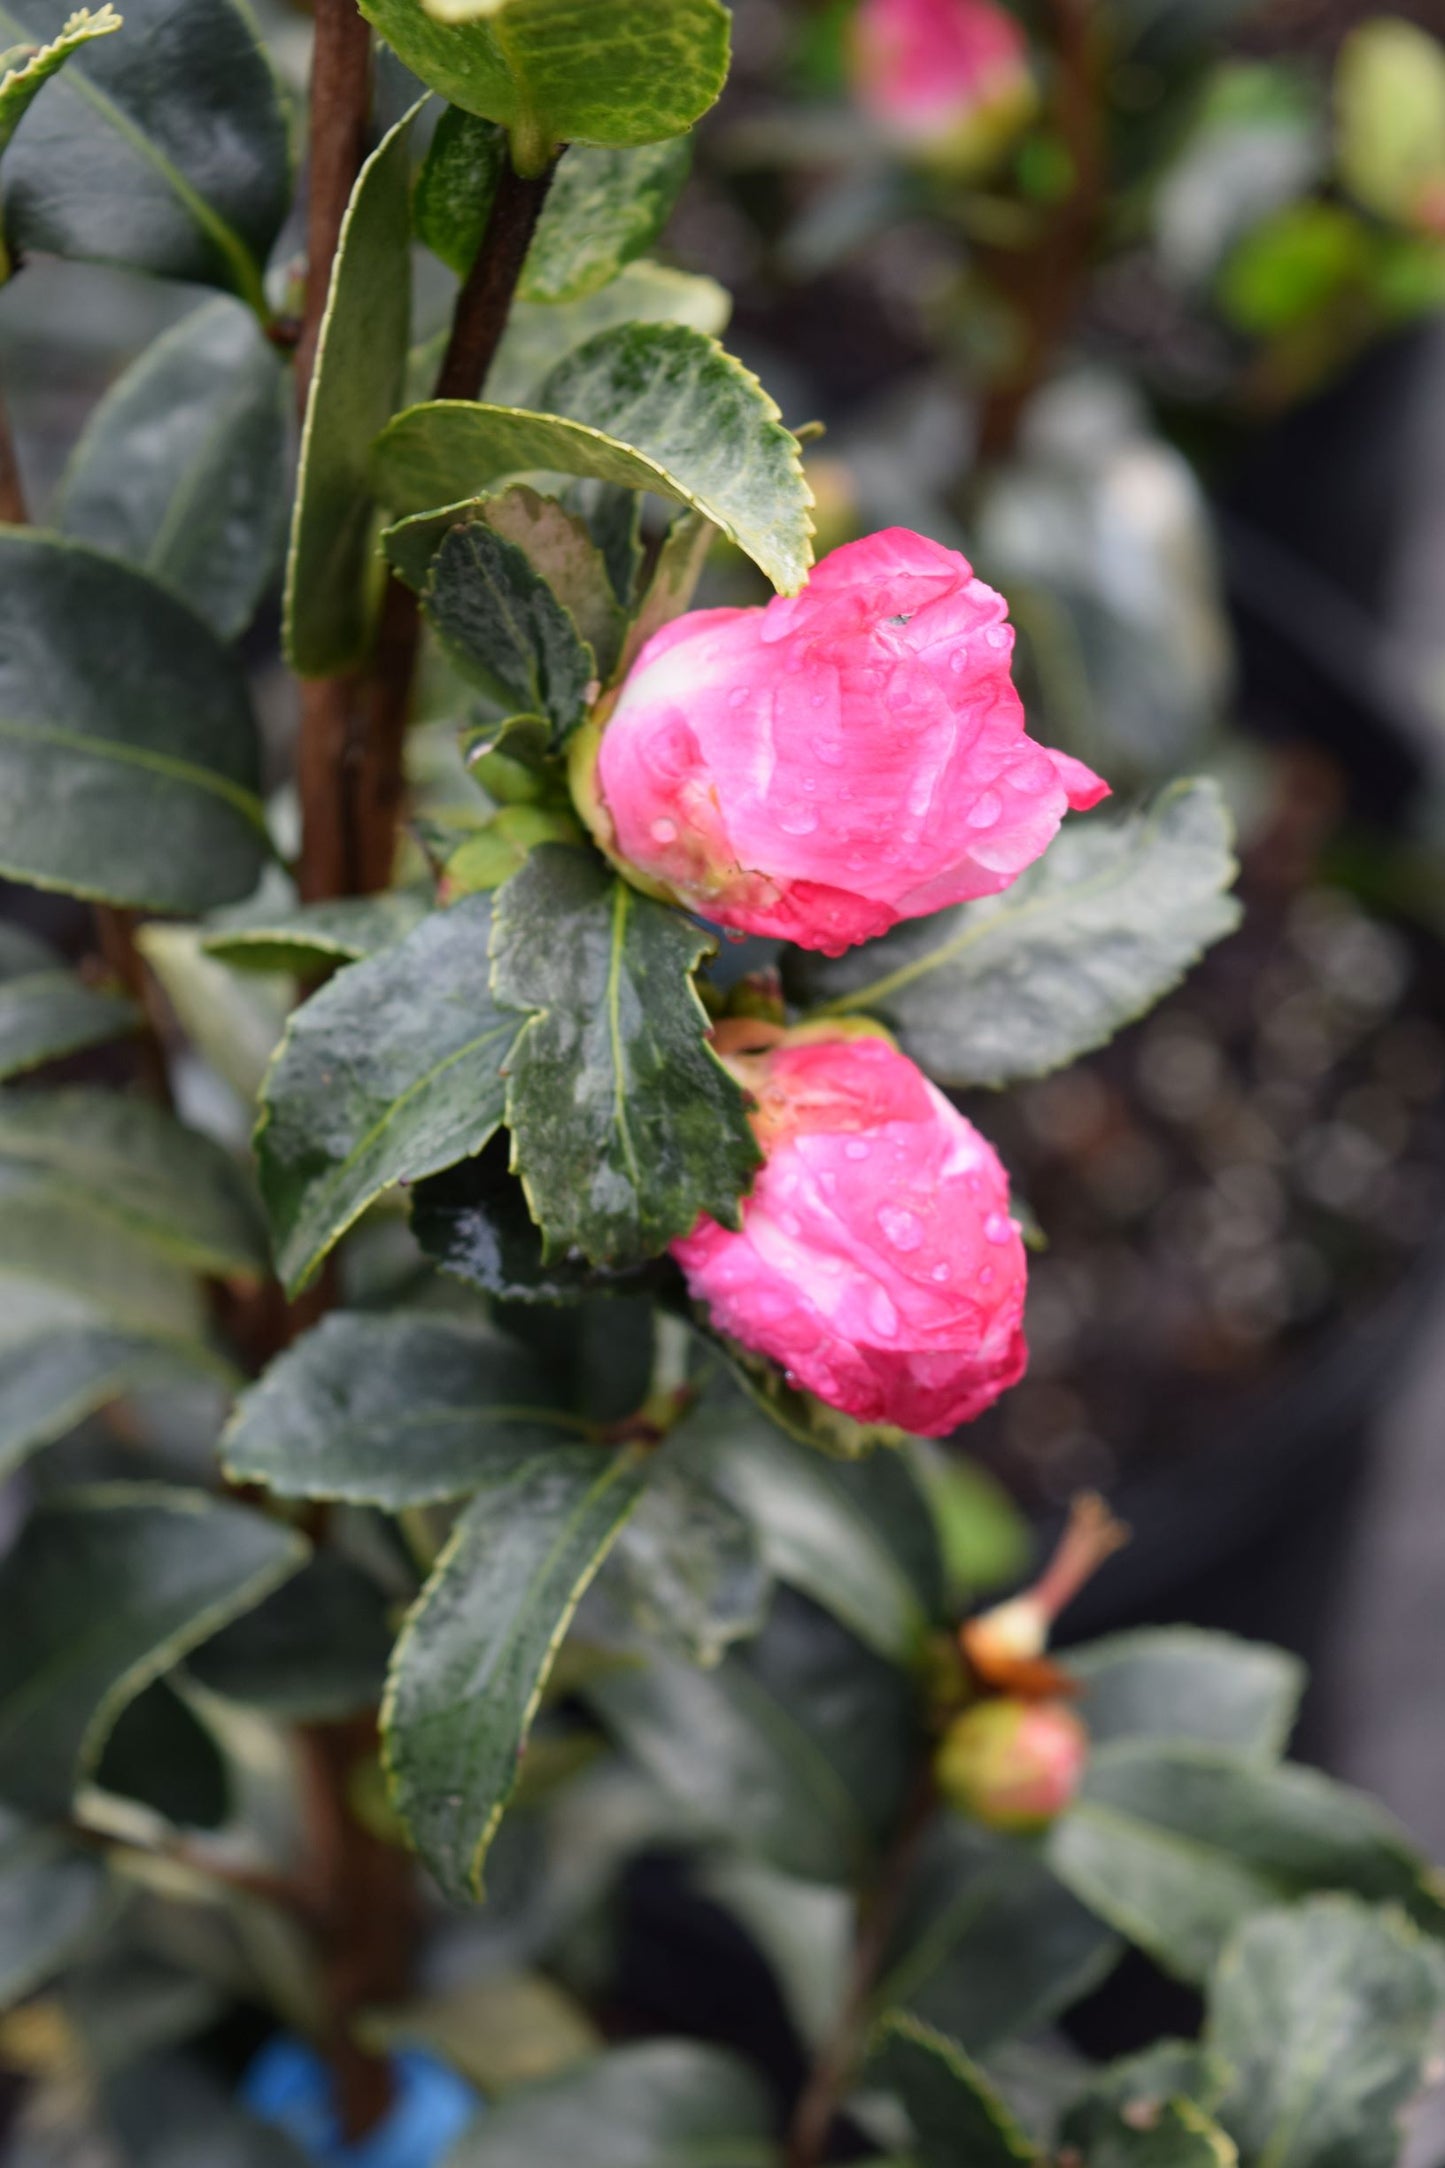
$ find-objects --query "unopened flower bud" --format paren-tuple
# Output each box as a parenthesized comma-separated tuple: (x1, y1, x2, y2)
(935, 1697, 1088, 1830)
(962, 1493, 1128, 1694)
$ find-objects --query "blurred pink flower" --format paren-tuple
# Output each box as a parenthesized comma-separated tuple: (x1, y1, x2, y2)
(671, 1025, 1028, 1435)
(848, 0, 1036, 166)
(581, 528, 1106, 958)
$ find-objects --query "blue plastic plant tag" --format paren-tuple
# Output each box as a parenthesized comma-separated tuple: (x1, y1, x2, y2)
(241, 2036, 479, 2167)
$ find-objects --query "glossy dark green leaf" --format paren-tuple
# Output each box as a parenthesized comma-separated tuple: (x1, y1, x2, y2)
(1067, 1630, 1304, 1759)
(700, 1321, 904, 1463)
(612, 508, 716, 682)
(0, 1806, 112, 2009)
(0, 930, 137, 1081)
(0, 533, 268, 909)
(255, 894, 516, 1294)
(376, 323, 814, 595)
(485, 259, 730, 409)
(1208, 1898, 1442, 2168)
(870, 2012, 1035, 2167)
(0, 1485, 306, 1818)
(0, 1309, 201, 1482)
(1049, 1742, 1444, 1984)
(876, 1816, 1119, 2052)
(411, 1145, 652, 1303)
(57, 297, 289, 641)
(0, 2, 121, 158)
(185, 1552, 395, 1722)
(670, 1393, 939, 1662)
(95, 1676, 228, 1830)
(383, 1442, 648, 1901)
(412, 104, 504, 276)
(284, 104, 417, 678)
(1072, 2101, 1237, 2167)
(444, 2041, 774, 2168)
(385, 484, 625, 679)
(793, 780, 1241, 1088)
(355, 0, 730, 163)
(423, 520, 595, 743)
(1060, 2043, 1232, 2166)
(201, 888, 432, 976)
(492, 847, 759, 1266)
(520, 139, 691, 301)
(223, 1310, 591, 1506)
(589, 1592, 914, 1884)
(0, 1087, 268, 1278)
(0, 0, 290, 310)
(591, 1451, 771, 1667)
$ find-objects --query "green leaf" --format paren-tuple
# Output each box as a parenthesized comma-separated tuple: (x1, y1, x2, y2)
(284, 103, 417, 678)
(56, 297, 289, 641)
(591, 1450, 771, 1668)
(588, 1595, 914, 1885)
(1048, 1742, 1444, 1984)
(0, 1309, 204, 1482)
(669, 1393, 938, 1663)
(444, 2041, 775, 2168)
(422, 519, 595, 743)
(1208, 1898, 1443, 2168)
(184, 1552, 395, 1722)
(793, 780, 1241, 1088)
(870, 2012, 1036, 2167)
(699, 1320, 905, 1462)
(1066, 1630, 1304, 1759)
(520, 138, 691, 302)
(1075, 2101, 1238, 2168)
(222, 1310, 591, 1507)
(1060, 2044, 1233, 2165)
(385, 484, 625, 680)
(255, 894, 516, 1295)
(0, 1485, 306, 1818)
(492, 846, 759, 1266)
(411, 1145, 652, 1302)
(383, 1441, 648, 1902)
(485, 258, 731, 409)
(0, 2, 120, 157)
(610, 507, 717, 682)
(0, 937, 137, 1081)
(137, 918, 289, 1103)
(0, 1807, 112, 2009)
(412, 104, 504, 276)
(1336, 18, 1445, 229)
(355, 0, 730, 162)
(0, 533, 269, 909)
(376, 323, 814, 595)
(201, 888, 432, 976)
(0, 1167, 212, 1344)
(0, 1087, 268, 1278)
(906, 1441, 1030, 1606)
(876, 1816, 1120, 2053)
(0, 0, 290, 311)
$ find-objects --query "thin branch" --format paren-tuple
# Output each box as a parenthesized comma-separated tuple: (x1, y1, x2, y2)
(434, 157, 558, 402)
(0, 379, 28, 526)
(295, 0, 372, 410)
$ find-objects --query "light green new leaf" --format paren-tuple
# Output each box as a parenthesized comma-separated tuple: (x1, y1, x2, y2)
(870, 2013, 1036, 2168)
(0, 1807, 112, 2009)
(0, 925, 136, 1079)
(1049, 1741, 1443, 1984)
(0, 1485, 305, 1818)
(57, 297, 289, 641)
(445, 2041, 775, 2168)
(491, 847, 760, 1266)
(383, 1442, 648, 1902)
(794, 779, 1240, 1088)
(375, 322, 814, 595)
(255, 894, 516, 1294)
(0, 0, 290, 309)
(223, 1310, 590, 1506)
(520, 138, 691, 301)
(0, 533, 268, 909)
(357, 0, 729, 160)
(485, 258, 730, 408)
(1067, 1630, 1304, 1760)
(0, 1087, 268, 1279)
(0, 3, 120, 158)
(1208, 1898, 1442, 2168)
(385, 484, 625, 679)
(285, 104, 417, 678)
(423, 519, 595, 742)
(201, 889, 431, 977)
(1336, 19, 1445, 229)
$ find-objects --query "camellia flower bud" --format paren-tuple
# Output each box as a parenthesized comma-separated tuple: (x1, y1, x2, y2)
(573, 529, 1107, 958)
(670, 1022, 1027, 1435)
(935, 1698, 1088, 1831)
(848, 0, 1037, 173)
(962, 1492, 1129, 1695)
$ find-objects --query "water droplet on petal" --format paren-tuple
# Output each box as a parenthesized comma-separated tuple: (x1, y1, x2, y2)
(949, 648, 969, 673)
(979, 1265, 995, 1286)
(984, 1212, 1013, 1245)
(778, 806, 819, 836)
(867, 1286, 899, 1339)
(878, 1204, 923, 1251)
(843, 1139, 871, 1161)
(969, 790, 1003, 830)
(986, 624, 1011, 650)
(650, 817, 678, 844)
(811, 735, 845, 765)
(931, 1262, 952, 1282)
(728, 686, 750, 707)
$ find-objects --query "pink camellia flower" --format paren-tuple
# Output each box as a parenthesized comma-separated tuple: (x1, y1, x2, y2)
(576, 529, 1106, 958)
(671, 1023, 1028, 1436)
(848, 0, 1037, 169)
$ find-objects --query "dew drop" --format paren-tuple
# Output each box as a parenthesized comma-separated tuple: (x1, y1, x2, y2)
(931, 1262, 952, 1282)
(984, 1212, 1013, 1245)
(650, 817, 678, 844)
(778, 806, 819, 836)
(985, 624, 1011, 650)
(728, 686, 751, 708)
(811, 736, 845, 766)
(968, 790, 1003, 830)
(949, 648, 969, 673)
(878, 1203, 923, 1252)
(843, 1139, 871, 1161)
(867, 1286, 899, 1339)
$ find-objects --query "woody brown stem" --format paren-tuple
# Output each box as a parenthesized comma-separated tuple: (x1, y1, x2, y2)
(0, 380, 27, 526)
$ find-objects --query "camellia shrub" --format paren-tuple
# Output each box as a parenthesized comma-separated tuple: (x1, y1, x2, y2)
(0, 1, 1442, 2164)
